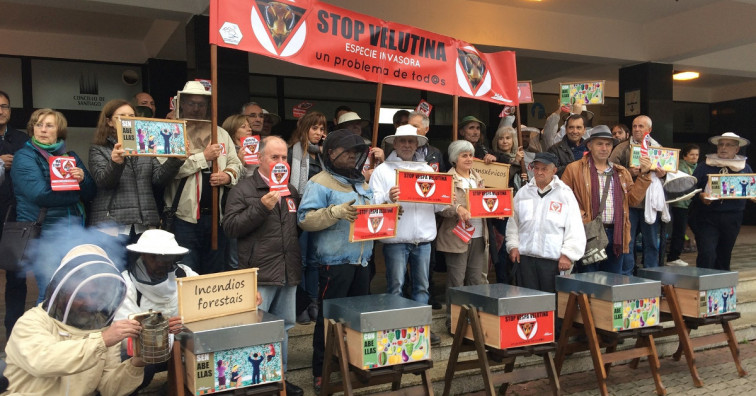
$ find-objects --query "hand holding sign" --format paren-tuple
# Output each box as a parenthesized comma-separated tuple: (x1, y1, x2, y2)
(331, 199, 358, 222)
(49, 156, 81, 191)
(261, 190, 280, 210)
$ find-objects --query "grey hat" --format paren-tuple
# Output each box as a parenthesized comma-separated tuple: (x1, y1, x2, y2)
(585, 125, 613, 143)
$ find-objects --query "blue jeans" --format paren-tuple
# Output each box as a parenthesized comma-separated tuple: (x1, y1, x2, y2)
(629, 208, 660, 269)
(383, 242, 431, 304)
(298, 231, 319, 301)
(173, 216, 228, 275)
(257, 285, 296, 372)
(582, 227, 627, 274)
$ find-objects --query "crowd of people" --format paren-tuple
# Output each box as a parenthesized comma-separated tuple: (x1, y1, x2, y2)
(0, 83, 754, 395)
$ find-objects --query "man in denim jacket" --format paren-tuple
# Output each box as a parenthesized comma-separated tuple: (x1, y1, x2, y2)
(297, 129, 373, 393)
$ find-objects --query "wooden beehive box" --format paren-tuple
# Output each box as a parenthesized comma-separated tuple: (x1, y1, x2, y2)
(556, 272, 661, 332)
(638, 267, 738, 318)
(448, 284, 555, 349)
(323, 294, 432, 370)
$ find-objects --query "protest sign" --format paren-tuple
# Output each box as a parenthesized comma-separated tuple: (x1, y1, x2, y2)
(630, 144, 680, 172)
(415, 99, 433, 116)
(348, 204, 399, 242)
(209, 0, 518, 105)
(452, 220, 474, 243)
(116, 117, 187, 157)
(471, 159, 510, 189)
(48, 156, 80, 191)
(466, 188, 513, 218)
(518, 81, 533, 104)
(396, 169, 453, 204)
(242, 135, 261, 165)
(270, 162, 291, 196)
(707, 174, 756, 199)
(177, 268, 258, 323)
(559, 80, 605, 105)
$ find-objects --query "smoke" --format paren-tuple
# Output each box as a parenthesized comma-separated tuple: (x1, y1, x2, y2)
(19, 220, 127, 302)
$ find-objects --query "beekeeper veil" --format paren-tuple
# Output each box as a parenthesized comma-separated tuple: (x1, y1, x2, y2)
(42, 244, 127, 330)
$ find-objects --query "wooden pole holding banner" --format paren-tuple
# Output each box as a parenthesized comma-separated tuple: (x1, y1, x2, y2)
(515, 105, 526, 175)
(210, 44, 219, 250)
(372, 83, 383, 148)
(452, 95, 459, 141)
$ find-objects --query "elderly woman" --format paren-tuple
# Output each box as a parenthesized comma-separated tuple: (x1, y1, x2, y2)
(12, 109, 97, 300)
(287, 111, 327, 323)
(89, 99, 183, 239)
(690, 132, 755, 271)
(222, 114, 254, 177)
(437, 140, 489, 291)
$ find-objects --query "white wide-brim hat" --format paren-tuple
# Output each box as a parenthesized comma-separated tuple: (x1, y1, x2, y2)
(663, 171, 702, 204)
(709, 132, 750, 147)
(127, 229, 189, 255)
(178, 81, 211, 96)
(384, 124, 428, 146)
(337, 111, 370, 128)
(263, 109, 281, 126)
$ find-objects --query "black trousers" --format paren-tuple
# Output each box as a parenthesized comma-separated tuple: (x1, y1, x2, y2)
(516, 255, 559, 293)
(668, 206, 689, 262)
(692, 210, 743, 271)
(4, 270, 26, 338)
(312, 264, 370, 377)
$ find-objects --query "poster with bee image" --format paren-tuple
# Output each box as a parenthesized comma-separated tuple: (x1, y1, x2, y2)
(348, 204, 399, 242)
(116, 116, 187, 157)
(395, 170, 453, 204)
(466, 188, 513, 218)
(707, 173, 756, 199)
(559, 80, 605, 105)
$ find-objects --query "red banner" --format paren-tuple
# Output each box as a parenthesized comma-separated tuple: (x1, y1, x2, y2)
(396, 170, 453, 204)
(210, 0, 518, 105)
(466, 188, 513, 218)
(498, 311, 554, 349)
(349, 204, 399, 242)
(49, 156, 80, 191)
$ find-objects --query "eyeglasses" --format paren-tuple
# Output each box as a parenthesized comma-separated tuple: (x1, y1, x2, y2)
(34, 123, 57, 130)
(0, 104, 10, 111)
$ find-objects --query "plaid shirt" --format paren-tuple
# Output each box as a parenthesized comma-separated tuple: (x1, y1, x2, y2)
(597, 166, 615, 224)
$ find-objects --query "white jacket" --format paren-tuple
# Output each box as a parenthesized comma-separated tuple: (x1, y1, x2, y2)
(506, 176, 586, 261)
(369, 152, 440, 244)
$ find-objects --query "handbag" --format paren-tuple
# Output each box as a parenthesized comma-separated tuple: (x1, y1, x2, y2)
(0, 207, 47, 272)
(160, 177, 189, 232)
(580, 175, 611, 265)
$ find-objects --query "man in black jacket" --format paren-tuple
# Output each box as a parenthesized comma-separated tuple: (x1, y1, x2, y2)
(0, 90, 30, 339)
(223, 135, 303, 396)
(547, 113, 588, 177)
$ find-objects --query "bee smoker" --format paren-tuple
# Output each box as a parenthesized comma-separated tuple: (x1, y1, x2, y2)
(140, 311, 171, 364)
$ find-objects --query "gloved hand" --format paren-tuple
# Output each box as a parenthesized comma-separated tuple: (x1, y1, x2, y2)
(330, 199, 358, 222)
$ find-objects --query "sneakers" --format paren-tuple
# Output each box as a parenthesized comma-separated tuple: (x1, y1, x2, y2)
(430, 331, 441, 346)
(667, 259, 689, 267)
(313, 376, 322, 394)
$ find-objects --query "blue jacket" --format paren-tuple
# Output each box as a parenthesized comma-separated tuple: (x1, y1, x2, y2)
(297, 171, 373, 266)
(693, 160, 753, 213)
(11, 142, 96, 229)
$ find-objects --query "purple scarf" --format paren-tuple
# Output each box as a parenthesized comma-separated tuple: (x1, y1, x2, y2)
(588, 156, 624, 255)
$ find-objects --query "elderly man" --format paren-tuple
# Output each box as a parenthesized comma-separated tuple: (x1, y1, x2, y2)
(162, 81, 242, 274)
(133, 92, 156, 117)
(561, 126, 652, 274)
(507, 152, 585, 292)
(690, 132, 755, 271)
(369, 124, 442, 345)
(297, 129, 373, 393)
(223, 136, 303, 396)
(547, 114, 588, 177)
(609, 115, 666, 270)
(0, 90, 29, 339)
(241, 102, 266, 136)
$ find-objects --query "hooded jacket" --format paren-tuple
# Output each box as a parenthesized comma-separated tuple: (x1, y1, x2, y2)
(369, 151, 441, 244)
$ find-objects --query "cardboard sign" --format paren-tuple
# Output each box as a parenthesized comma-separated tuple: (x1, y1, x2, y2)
(415, 99, 433, 117)
(471, 159, 510, 189)
(559, 80, 605, 105)
(395, 170, 453, 204)
(499, 311, 554, 349)
(629, 144, 680, 172)
(269, 162, 291, 196)
(348, 204, 399, 242)
(116, 116, 188, 157)
(517, 81, 534, 104)
(49, 156, 80, 191)
(452, 220, 474, 243)
(707, 173, 756, 199)
(242, 135, 261, 165)
(210, 0, 519, 105)
(466, 188, 513, 218)
(177, 268, 258, 323)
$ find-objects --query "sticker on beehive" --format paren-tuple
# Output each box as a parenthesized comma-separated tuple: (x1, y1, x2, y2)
(612, 297, 659, 331)
(361, 325, 430, 369)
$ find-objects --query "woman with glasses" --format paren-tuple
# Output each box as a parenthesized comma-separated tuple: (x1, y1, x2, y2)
(88, 99, 184, 242)
(11, 108, 97, 299)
